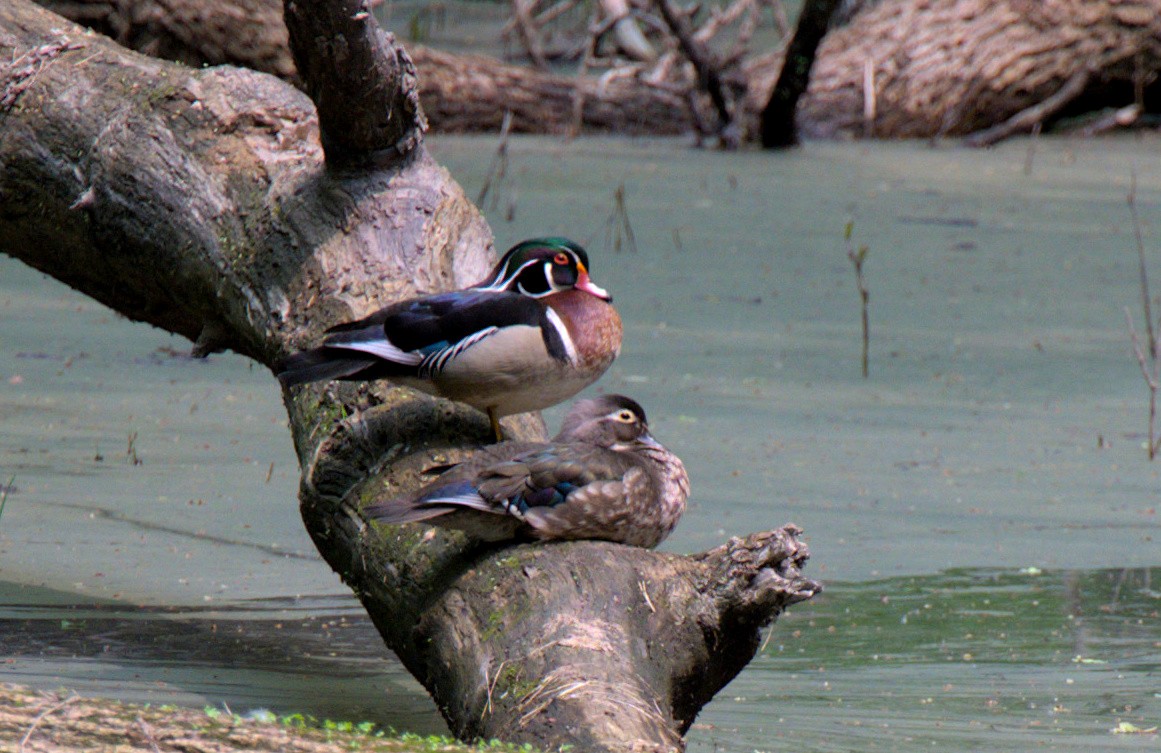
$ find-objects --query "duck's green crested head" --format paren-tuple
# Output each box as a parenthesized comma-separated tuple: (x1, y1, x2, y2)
(478, 238, 610, 301)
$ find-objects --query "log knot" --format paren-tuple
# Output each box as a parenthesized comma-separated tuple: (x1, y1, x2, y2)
(693, 524, 821, 627)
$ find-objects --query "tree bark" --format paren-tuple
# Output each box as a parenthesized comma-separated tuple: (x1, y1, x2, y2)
(35, 0, 1161, 142)
(282, 0, 426, 165)
(34, 0, 697, 136)
(0, 2, 820, 751)
(758, 0, 843, 147)
(795, 0, 1161, 139)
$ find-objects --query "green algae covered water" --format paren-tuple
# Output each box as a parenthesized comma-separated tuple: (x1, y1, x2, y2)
(2, 133, 1159, 750)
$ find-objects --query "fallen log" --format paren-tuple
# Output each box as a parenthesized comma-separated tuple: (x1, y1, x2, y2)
(34, 0, 1161, 142)
(795, 0, 1161, 139)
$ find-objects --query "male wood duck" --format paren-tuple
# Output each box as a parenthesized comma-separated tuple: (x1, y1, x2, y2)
(363, 394, 690, 548)
(276, 238, 623, 439)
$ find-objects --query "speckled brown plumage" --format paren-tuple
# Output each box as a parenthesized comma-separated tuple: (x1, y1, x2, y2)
(363, 395, 689, 548)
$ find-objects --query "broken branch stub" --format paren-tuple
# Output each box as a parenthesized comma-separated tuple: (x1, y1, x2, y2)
(283, 0, 427, 167)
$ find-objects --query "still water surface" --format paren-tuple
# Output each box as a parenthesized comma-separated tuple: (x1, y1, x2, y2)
(2, 133, 1159, 749)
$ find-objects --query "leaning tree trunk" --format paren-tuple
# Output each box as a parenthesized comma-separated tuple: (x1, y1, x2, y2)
(33, 0, 1161, 142)
(0, 2, 819, 750)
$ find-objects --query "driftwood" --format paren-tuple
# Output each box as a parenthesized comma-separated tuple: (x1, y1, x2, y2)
(0, 1, 819, 750)
(33, 0, 1161, 142)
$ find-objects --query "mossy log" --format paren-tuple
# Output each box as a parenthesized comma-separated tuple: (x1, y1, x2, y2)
(0, 1, 819, 751)
(33, 0, 1161, 141)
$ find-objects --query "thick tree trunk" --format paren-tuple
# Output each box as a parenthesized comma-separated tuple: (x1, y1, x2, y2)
(35, 0, 1161, 141)
(0, 2, 819, 751)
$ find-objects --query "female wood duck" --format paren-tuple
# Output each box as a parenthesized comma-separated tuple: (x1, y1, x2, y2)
(363, 395, 690, 548)
(277, 238, 622, 439)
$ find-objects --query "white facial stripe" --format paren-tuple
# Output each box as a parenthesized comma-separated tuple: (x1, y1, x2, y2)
(545, 261, 561, 292)
(544, 307, 579, 365)
(481, 258, 542, 291)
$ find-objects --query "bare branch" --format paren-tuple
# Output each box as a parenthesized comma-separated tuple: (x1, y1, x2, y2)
(962, 68, 1090, 148)
(656, 0, 733, 140)
(511, 0, 549, 68)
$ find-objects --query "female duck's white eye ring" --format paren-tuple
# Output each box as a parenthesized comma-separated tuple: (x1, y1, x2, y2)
(617, 410, 634, 422)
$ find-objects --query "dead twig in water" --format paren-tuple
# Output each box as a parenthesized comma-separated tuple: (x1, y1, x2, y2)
(126, 430, 141, 465)
(0, 474, 13, 524)
(655, 0, 734, 143)
(604, 182, 637, 253)
(1125, 309, 1160, 459)
(844, 221, 870, 379)
(511, 0, 549, 68)
(1022, 121, 1041, 176)
(477, 110, 514, 212)
(1128, 170, 1155, 357)
(963, 68, 1090, 148)
(1125, 169, 1161, 459)
(862, 58, 875, 138)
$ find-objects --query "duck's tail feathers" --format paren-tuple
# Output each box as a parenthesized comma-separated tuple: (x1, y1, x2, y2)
(363, 482, 490, 525)
(275, 349, 373, 387)
(362, 498, 453, 525)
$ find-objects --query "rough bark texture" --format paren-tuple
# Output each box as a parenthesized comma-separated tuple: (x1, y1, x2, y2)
(0, 2, 819, 751)
(35, 0, 695, 136)
(34, 0, 1161, 140)
(283, 0, 426, 164)
(412, 45, 692, 136)
(759, 0, 843, 147)
(794, 0, 1161, 138)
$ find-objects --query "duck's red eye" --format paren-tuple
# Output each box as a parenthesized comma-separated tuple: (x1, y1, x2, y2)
(554, 252, 569, 265)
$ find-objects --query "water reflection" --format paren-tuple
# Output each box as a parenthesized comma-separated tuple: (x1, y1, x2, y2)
(4, 567, 1157, 748)
(0, 581, 446, 734)
(692, 566, 1161, 752)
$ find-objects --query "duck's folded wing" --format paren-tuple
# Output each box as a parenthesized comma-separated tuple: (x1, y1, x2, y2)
(474, 446, 635, 515)
(330, 291, 544, 362)
(277, 291, 547, 386)
(361, 441, 544, 524)
(521, 466, 652, 542)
